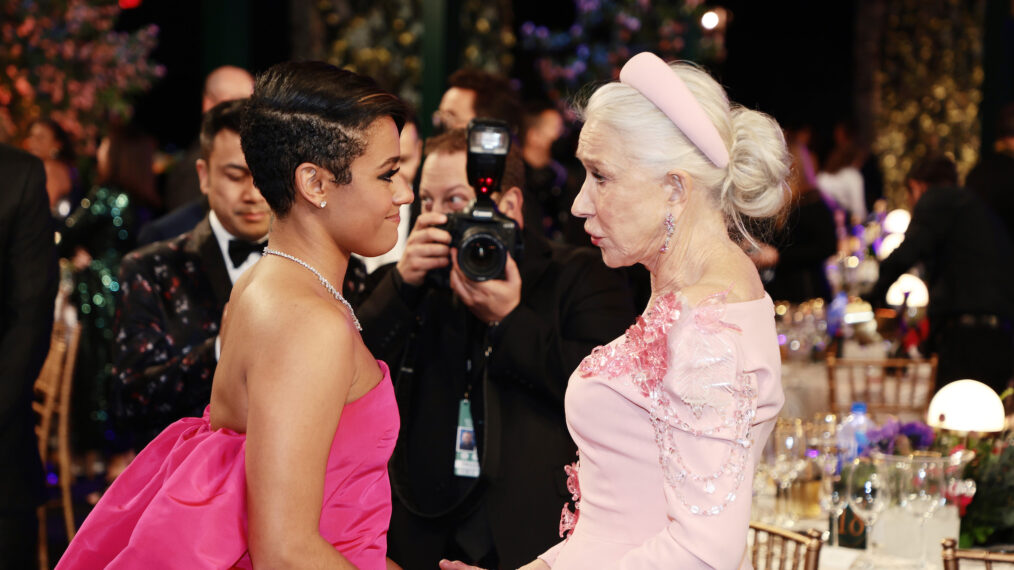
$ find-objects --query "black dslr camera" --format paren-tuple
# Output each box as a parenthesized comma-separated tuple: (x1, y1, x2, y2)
(433, 118, 523, 283)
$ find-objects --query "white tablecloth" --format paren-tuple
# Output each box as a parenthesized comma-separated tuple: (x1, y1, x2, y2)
(788, 506, 966, 569)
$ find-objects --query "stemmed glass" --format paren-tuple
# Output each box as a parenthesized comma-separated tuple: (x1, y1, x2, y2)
(818, 451, 847, 546)
(900, 456, 947, 568)
(847, 456, 892, 569)
(814, 412, 838, 451)
(765, 418, 807, 526)
(813, 413, 845, 545)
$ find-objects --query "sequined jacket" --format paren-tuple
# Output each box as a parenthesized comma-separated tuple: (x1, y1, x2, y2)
(111, 216, 231, 447)
(60, 185, 146, 447)
(112, 217, 372, 447)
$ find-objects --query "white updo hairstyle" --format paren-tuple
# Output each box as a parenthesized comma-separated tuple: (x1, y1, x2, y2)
(581, 61, 791, 247)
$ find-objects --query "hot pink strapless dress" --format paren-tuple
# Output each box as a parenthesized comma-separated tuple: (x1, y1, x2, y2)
(57, 361, 399, 569)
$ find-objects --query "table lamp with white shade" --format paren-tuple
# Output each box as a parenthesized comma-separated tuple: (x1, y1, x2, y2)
(885, 273, 929, 308)
(883, 208, 911, 235)
(876, 232, 905, 260)
(926, 379, 1006, 433)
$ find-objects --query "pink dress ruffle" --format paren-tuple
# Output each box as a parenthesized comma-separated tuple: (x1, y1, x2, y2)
(57, 361, 399, 569)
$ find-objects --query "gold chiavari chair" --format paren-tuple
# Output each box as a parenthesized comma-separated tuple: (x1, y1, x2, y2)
(748, 521, 823, 570)
(33, 319, 81, 569)
(826, 355, 937, 422)
(942, 538, 1014, 569)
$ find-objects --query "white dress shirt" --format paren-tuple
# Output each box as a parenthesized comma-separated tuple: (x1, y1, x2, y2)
(208, 211, 266, 360)
(208, 210, 265, 284)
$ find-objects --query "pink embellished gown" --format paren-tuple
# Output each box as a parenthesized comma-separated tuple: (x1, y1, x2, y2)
(539, 292, 784, 569)
(56, 361, 399, 569)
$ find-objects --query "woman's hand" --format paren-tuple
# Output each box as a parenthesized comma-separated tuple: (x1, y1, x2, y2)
(437, 559, 549, 570)
(438, 560, 484, 570)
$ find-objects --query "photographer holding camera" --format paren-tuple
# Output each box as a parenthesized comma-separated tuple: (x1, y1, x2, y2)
(357, 124, 636, 570)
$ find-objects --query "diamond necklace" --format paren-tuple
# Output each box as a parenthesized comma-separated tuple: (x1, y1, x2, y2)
(262, 248, 362, 331)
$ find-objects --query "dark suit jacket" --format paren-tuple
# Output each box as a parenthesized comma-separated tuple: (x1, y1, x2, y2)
(136, 197, 207, 246)
(0, 144, 58, 510)
(358, 230, 637, 569)
(112, 216, 231, 446)
(966, 151, 1014, 243)
(871, 185, 1014, 321)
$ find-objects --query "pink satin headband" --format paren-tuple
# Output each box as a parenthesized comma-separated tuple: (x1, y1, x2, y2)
(619, 52, 730, 168)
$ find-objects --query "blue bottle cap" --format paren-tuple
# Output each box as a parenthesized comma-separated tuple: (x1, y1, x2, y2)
(851, 402, 867, 414)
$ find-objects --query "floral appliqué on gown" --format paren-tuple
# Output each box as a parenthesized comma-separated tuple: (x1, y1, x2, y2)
(560, 289, 758, 537)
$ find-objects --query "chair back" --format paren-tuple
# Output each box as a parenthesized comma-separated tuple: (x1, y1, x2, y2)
(33, 318, 81, 569)
(826, 355, 937, 422)
(33, 320, 80, 456)
(748, 521, 823, 570)
(942, 538, 1014, 569)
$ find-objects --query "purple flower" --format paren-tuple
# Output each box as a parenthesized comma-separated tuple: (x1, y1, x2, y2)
(900, 421, 935, 450)
(865, 418, 936, 455)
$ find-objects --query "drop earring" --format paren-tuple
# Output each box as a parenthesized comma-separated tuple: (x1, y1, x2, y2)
(659, 212, 675, 253)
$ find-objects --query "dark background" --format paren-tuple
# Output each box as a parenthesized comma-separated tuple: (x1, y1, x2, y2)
(115, 0, 1008, 161)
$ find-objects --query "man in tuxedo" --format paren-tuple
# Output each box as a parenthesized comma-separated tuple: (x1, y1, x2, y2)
(138, 65, 255, 247)
(0, 143, 58, 567)
(358, 130, 636, 569)
(112, 100, 270, 446)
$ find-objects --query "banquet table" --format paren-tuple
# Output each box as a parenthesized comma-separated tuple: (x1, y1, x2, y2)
(753, 485, 972, 568)
(798, 507, 963, 569)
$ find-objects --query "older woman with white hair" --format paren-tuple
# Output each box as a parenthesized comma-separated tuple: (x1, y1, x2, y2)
(442, 52, 790, 570)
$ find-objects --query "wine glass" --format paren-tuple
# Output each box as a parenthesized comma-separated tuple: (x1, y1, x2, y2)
(900, 456, 946, 568)
(814, 412, 838, 453)
(818, 450, 847, 546)
(766, 418, 807, 526)
(847, 456, 892, 568)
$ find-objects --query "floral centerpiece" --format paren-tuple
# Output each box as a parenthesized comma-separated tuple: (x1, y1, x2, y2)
(955, 431, 1014, 547)
(864, 418, 937, 456)
(860, 414, 1014, 548)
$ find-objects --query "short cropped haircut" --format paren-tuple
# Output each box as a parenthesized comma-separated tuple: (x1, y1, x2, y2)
(907, 154, 958, 188)
(199, 100, 245, 160)
(447, 69, 521, 133)
(240, 61, 406, 217)
(424, 128, 525, 196)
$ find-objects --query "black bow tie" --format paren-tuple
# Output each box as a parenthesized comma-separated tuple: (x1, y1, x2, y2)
(228, 239, 265, 268)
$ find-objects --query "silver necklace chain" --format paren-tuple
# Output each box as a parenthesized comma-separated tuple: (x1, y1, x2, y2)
(262, 248, 362, 331)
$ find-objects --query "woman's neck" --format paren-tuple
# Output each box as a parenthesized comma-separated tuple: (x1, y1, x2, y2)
(266, 214, 350, 291)
(646, 208, 737, 297)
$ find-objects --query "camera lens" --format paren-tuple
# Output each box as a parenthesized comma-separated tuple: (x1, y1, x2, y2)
(458, 227, 506, 281)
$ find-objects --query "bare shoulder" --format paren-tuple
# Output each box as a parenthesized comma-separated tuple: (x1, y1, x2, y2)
(232, 269, 359, 389)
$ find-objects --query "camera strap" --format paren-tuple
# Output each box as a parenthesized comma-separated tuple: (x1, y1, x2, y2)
(389, 291, 490, 522)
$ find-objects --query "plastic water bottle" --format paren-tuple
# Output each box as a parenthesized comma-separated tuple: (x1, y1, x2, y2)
(837, 402, 874, 462)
